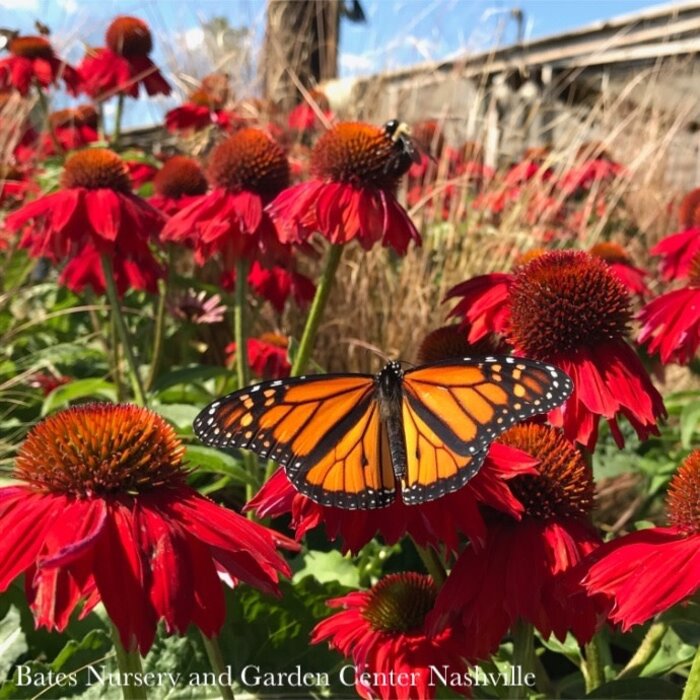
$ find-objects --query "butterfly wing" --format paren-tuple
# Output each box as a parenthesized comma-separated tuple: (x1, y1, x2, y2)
(193, 374, 397, 509)
(400, 355, 572, 504)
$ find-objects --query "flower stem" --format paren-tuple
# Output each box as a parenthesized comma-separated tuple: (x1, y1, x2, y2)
(232, 258, 258, 504)
(200, 633, 235, 700)
(413, 540, 446, 587)
(101, 255, 148, 407)
(290, 243, 343, 376)
(110, 624, 148, 700)
(508, 620, 535, 700)
(146, 257, 171, 392)
(617, 622, 667, 679)
(111, 312, 125, 402)
(112, 93, 125, 148)
(233, 257, 250, 390)
(583, 632, 608, 693)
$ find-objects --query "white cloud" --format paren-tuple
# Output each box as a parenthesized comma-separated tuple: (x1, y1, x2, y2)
(183, 26, 205, 51)
(56, 0, 78, 14)
(339, 52, 376, 75)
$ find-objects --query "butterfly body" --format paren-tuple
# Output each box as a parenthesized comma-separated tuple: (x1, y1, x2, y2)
(375, 360, 408, 481)
(194, 356, 573, 510)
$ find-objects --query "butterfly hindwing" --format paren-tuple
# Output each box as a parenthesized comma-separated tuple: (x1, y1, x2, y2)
(401, 391, 488, 504)
(193, 374, 396, 509)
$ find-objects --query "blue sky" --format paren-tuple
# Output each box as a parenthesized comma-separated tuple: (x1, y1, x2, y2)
(0, 0, 671, 127)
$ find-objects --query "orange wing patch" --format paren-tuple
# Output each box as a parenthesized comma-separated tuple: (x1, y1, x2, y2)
(401, 397, 486, 504)
(300, 402, 395, 508)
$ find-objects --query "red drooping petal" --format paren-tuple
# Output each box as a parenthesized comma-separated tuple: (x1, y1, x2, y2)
(0, 489, 65, 590)
(136, 499, 194, 635)
(583, 527, 700, 631)
(92, 501, 157, 653)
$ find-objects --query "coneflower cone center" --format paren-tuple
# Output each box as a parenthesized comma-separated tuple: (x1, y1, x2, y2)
(61, 149, 131, 193)
(667, 451, 700, 533)
(679, 187, 700, 229)
(9, 36, 53, 59)
(499, 424, 594, 519)
(311, 122, 406, 190)
(363, 573, 436, 633)
(688, 252, 700, 288)
(154, 156, 208, 198)
(208, 128, 289, 198)
(508, 251, 631, 358)
(589, 241, 630, 265)
(106, 16, 153, 58)
(14, 404, 187, 496)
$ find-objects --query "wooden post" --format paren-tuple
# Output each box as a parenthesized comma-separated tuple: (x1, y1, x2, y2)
(262, 0, 342, 111)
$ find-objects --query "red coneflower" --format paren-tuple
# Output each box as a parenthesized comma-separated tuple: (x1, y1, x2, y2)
(416, 323, 507, 363)
(5, 148, 165, 295)
(407, 120, 444, 183)
(679, 187, 700, 229)
(78, 16, 170, 99)
(652, 227, 700, 282)
(165, 77, 237, 133)
(589, 241, 648, 297)
(0, 164, 37, 208)
(219, 261, 315, 312)
(582, 450, 700, 631)
(429, 424, 603, 660)
(558, 156, 623, 198)
(246, 261, 315, 312)
(445, 272, 514, 343)
(26, 372, 71, 396)
(0, 35, 80, 96)
(126, 158, 159, 190)
(506, 251, 666, 448)
(287, 90, 333, 133)
(503, 156, 553, 187)
(41, 106, 99, 155)
(150, 155, 209, 216)
(312, 573, 470, 700)
(638, 251, 700, 364)
(0, 404, 291, 654)
(247, 442, 538, 554)
(268, 121, 421, 255)
(161, 128, 290, 266)
(227, 333, 292, 380)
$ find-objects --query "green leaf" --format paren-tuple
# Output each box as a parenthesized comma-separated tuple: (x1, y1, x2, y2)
(0, 606, 27, 682)
(0, 628, 112, 698)
(586, 678, 681, 699)
(680, 400, 700, 448)
(217, 577, 351, 696)
(638, 623, 696, 677)
(538, 631, 582, 667)
(152, 403, 199, 431)
(152, 366, 232, 393)
(293, 551, 361, 588)
(41, 379, 117, 415)
(185, 445, 256, 486)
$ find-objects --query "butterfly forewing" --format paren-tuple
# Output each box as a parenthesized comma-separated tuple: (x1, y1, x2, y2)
(193, 374, 396, 509)
(403, 356, 571, 453)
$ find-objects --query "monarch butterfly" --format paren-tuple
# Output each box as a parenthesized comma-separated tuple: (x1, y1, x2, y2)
(194, 356, 572, 509)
